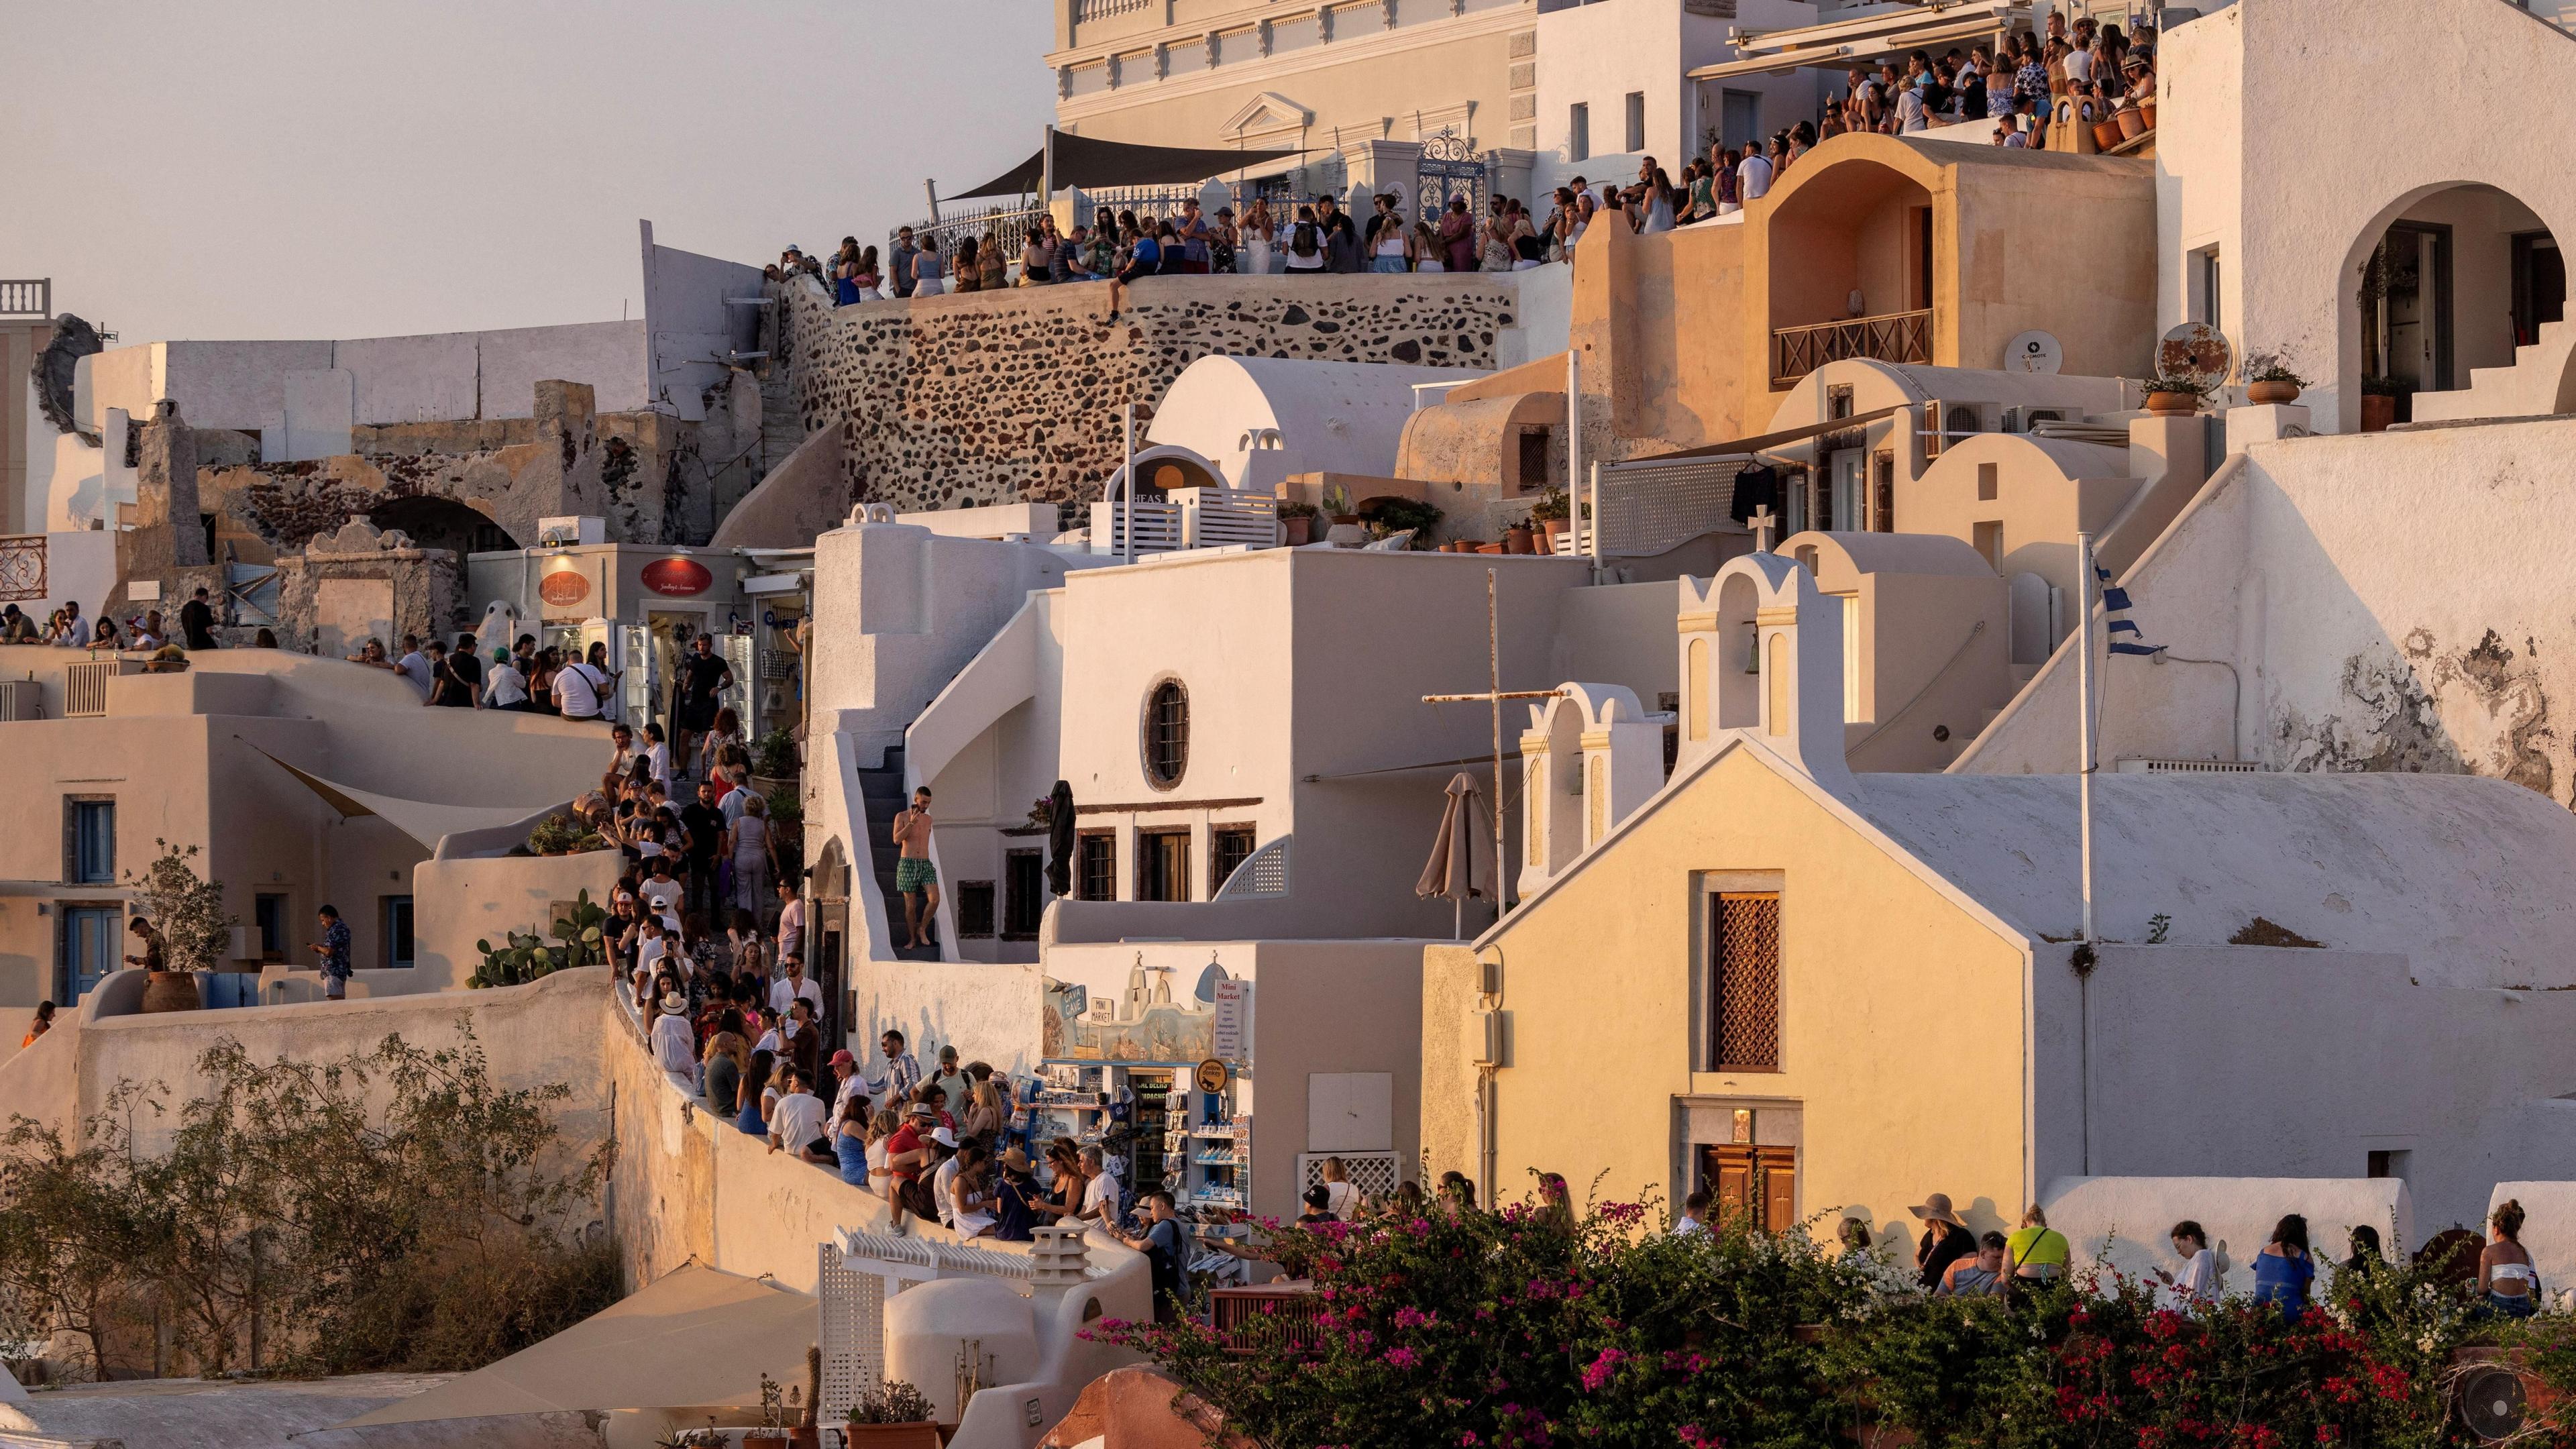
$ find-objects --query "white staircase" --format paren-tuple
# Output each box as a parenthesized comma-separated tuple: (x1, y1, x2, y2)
(2411, 320, 2576, 423)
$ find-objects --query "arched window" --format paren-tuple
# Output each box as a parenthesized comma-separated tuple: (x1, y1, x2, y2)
(1143, 680, 1189, 789)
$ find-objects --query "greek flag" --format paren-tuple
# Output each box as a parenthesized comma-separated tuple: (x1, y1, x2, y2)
(2099, 566, 2162, 657)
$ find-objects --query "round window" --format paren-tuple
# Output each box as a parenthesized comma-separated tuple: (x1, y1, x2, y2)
(1142, 680, 1189, 789)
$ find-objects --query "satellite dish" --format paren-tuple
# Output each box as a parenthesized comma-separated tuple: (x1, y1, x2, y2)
(2156, 321, 2235, 392)
(2006, 330, 2063, 375)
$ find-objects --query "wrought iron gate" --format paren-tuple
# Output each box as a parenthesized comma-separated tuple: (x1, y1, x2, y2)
(1415, 133, 1489, 221)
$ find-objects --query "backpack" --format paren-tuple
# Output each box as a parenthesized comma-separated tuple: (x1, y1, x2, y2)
(1291, 221, 1320, 258)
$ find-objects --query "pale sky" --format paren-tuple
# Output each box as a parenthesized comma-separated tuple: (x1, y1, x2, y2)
(0, 0, 1057, 343)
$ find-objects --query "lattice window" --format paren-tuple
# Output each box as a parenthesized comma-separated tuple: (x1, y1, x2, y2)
(1709, 892, 1781, 1071)
(1297, 1150, 1403, 1205)
(818, 1242, 888, 1424)
(1143, 680, 1189, 788)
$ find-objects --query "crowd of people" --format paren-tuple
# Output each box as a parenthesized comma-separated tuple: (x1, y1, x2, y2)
(1807, 1189, 2550, 1321)
(1811, 12, 2159, 148)
(3, 588, 252, 651)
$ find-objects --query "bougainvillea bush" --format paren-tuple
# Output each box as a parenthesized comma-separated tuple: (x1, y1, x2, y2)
(1093, 1185, 2535, 1449)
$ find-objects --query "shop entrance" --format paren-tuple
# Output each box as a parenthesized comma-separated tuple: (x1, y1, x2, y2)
(1698, 1143, 1797, 1232)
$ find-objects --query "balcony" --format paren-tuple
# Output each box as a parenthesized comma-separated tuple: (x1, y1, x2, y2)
(1770, 309, 1933, 388)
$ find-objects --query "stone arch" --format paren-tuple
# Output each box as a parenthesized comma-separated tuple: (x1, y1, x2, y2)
(2333, 180, 2565, 431)
(1760, 145, 1941, 352)
(367, 495, 520, 556)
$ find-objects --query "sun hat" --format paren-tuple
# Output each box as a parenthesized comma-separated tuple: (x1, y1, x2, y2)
(932, 1126, 958, 1148)
(660, 992, 686, 1014)
(909, 1102, 938, 1120)
(1909, 1192, 1966, 1226)
(1002, 1146, 1032, 1172)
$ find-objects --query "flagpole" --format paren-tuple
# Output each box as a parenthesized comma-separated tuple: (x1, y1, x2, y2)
(2076, 531, 2096, 945)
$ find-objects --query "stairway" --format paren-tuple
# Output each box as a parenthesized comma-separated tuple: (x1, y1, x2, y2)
(857, 746, 942, 962)
(2410, 320, 2576, 424)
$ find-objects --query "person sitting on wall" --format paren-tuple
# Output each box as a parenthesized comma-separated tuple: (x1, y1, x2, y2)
(1, 606, 37, 643)
(20, 1000, 54, 1049)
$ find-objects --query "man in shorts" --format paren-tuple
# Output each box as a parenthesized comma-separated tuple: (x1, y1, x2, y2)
(892, 786, 939, 951)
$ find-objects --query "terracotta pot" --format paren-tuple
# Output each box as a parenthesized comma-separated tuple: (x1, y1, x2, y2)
(1504, 525, 1536, 555)
(1281, 515, 1313, 545)
(2115, 105, 2148, 141)
(1542, 517, 1568, 543)
(2361, 393, 2398, 433)
(2092, 119, 2126, 151)
(2141, 101, 2157, 131)
(2144, 390, 2202, 417)
(141, 971, 202, 1014)
(1474, 543, 1506, 555)
(2245, 380, 2302, 405)
(1330, 515, 1360, 527)
(843, 1425, 942, 1449)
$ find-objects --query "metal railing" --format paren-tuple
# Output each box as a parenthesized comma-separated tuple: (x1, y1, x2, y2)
(1075, 0, 1153, 18)
(1091, 486, 1281, 557)
(65, 659, 138, 717)
(896, 201, 1051, 267)
(0, 536, 45, 602)
(1770, 309, 1933, 386)
(1212, 1285, 1326, 1356)
(0, 280, 48, 318)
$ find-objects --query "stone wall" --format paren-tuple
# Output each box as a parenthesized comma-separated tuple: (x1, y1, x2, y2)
(780, 273, 1519, 513)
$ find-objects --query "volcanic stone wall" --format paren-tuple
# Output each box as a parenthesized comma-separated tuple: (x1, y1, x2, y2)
(780, 273, 1519, 512)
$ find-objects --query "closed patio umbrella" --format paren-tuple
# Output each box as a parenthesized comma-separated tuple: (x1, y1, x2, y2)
(1045, 779, 1076, 898)
(1416, 772, 1497, 939)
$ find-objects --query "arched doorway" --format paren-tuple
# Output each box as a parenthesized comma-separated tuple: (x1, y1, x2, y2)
(2342, 184, 2562, 427)
(367, 496, 520, 557)
(810, 838, 849, 1044)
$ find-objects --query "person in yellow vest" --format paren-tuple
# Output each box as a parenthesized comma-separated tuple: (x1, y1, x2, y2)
(2006, 1203, 2072, 1283)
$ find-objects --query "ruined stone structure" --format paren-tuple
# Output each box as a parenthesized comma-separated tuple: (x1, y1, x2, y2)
(272, 518, 460, 659)
(779, 274, 1518, 513)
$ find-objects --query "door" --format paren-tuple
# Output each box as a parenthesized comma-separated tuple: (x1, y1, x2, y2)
(1828, 451, 1864, 533)
(2381, 222, 2453, 416)
(2513, 233, 2565, 347)
(1699, 1143, 1798, 1230)
(60, 906, 121, 1002)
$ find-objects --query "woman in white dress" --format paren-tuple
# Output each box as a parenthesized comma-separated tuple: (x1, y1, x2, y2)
(1240, 199, 1275, 276)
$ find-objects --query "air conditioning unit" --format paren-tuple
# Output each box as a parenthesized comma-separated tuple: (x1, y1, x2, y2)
(2001, 406, 2067, 435)
(1921, 401, 1994, 459)
(0, 680, 42, 722)
(537, 515, 606, 547)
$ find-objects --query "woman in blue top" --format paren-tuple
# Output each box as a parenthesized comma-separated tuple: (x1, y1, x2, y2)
(2251, 1214, 2315, 1322)
(735, 1049, 773, 1136)
(833, 1097, 872, 1187)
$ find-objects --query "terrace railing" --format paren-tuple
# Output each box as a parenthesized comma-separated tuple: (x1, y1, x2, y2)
(1771, 309, 1933, 387)
(0, 280, 48, 318)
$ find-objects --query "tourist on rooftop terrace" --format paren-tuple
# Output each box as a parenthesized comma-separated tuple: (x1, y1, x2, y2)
(1240, 197, 1277, 275)
(20, 1001, 53, 1049)
(50, 600, 85, 647)
(1367, 194, 1407, 274)
(1938, 1232, 2010, 1297)
(911, 235, 946, 299)
(977, 231, 1008, 290)
(309, 904, 352, 1000)
(891, 226, 918, 299)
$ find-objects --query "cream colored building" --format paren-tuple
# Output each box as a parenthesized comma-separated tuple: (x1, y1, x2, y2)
(1049, 0, 1540, 162)
(0, 645, 612, 1063)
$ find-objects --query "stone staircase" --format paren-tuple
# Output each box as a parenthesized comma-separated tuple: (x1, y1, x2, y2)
(2410, 319, 2576, 424)
(857, 745, 941, 961)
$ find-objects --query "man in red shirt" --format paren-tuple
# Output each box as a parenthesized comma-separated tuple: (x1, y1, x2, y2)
(883, 1102, 938, 1232)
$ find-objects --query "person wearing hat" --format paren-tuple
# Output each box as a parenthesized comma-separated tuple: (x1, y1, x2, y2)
(991, 1146, 1051, 1241)
(1297, 1183, 1338, 1227)
(650, 990, 698, 1093)
(1110, 1189, 1189, 1321)
(883, 1102, 941, 1229)
(1911, 1192, 1978, 1289)
(826, 1048, 867, 1126)
(485, 645, 531, 710)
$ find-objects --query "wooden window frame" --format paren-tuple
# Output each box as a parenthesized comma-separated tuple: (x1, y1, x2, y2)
(1075, 829, 1119, 902)
(62, 795, 115, 887)
(1002, 849, 1045, 939)
(1142, 679, 1190, 790)
(955, 879, 998, 938)
(1134, 826, 1193, 903)
(1209, 824, 1258, 895)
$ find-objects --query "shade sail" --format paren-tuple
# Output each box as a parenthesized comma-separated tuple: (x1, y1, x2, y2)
(1687, 3, 2029, 82)
(246, 744, 561, 853)
(954, 129, 1307, 200)
(1615, 402, 1911, 467)
(333, 1264, 818, 1428)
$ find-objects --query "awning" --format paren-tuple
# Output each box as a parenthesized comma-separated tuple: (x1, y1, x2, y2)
(330, 1264, 818, 1428)
(1688, 3, 2029, 82)
(1617, 402, 1911, 467)
(955, 127, 1307, 200)
(246, 745, 562, 853)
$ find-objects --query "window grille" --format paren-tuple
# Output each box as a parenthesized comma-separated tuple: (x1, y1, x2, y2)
(1710, 892, 1781, 1071)
(1077, 833, 1118, 902)
(1144, 680, 1189, 788)
(1298, 1150, 1403, 1203)
(1210, 826, 1258, 894)
(956, 881, 996, 937)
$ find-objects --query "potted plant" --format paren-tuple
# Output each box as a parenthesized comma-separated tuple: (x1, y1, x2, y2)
(743, 1373, 793, 1449)
(655, 1424, 726, 1449)
(2243, 358, 2309, 406)
(1322, 484, 1359, 527)
(752, 729, 801, 798)
(845, 1378, 941, 1449)
(1529, 487, 1572, 549)
(526, 812, 608, 857)
(125, 841, 229, 1012)
(2141, 374, 2211, 417)
(2361, 375, 2402, 433)
(1363, 497, 1442, 549)
(1276, 498, 1319, 547)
